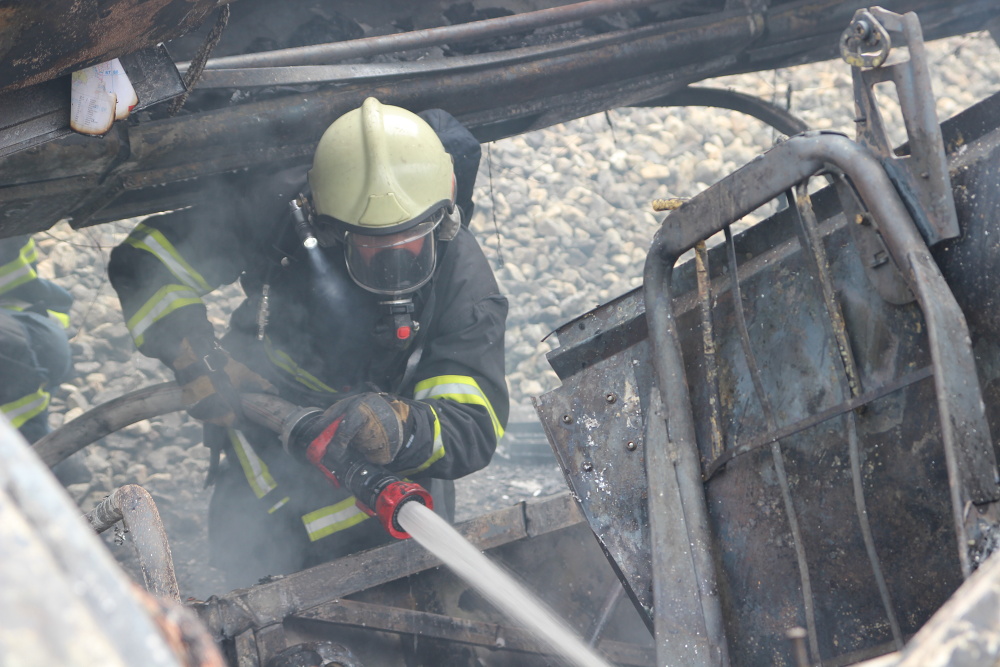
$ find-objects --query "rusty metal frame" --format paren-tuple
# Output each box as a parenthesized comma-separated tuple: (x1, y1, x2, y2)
(85, 484, 181, 603)
(642, 130, 999, 665)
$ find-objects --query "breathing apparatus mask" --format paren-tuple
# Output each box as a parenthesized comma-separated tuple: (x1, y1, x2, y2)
(292, 194, 461, 346)
(303, 97, 460, 346)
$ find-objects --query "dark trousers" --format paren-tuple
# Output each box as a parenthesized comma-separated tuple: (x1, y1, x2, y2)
(0, 309, 71, 442)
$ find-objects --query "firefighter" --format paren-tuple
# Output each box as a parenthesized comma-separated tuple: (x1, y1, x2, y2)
(108, 98, 508, 587)
(0, 235, 73, 442)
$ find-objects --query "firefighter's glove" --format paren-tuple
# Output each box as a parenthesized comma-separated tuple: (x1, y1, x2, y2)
(311, 393, 414, 466)
(170, 337, 275, 427)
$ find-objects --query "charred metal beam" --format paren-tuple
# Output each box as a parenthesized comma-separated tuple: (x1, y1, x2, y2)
(0, 0, 221, 95)
(291, 598, 655, 665)
(1, 0, 998, 236)
(190, 493, 585, 640)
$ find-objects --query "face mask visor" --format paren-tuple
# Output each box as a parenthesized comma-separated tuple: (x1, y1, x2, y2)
(344, 217, 439, 296)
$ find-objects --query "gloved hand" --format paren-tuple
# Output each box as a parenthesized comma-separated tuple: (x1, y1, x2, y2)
(304, 392, 414, 469)
(170, 337, 275, 427)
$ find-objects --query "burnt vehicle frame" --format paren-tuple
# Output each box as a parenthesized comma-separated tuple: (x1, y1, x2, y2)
(2, 1, 1000, 666)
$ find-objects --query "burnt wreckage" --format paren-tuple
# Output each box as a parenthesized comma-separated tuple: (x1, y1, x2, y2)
(2, 0, 1000, 665)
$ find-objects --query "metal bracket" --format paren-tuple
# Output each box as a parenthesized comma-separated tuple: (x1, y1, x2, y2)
(840, 7, 959, 245)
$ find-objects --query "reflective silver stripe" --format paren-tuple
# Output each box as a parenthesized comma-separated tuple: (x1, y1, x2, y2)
(0, 261, 34, 295)
(126, 224, 212, 294)
(414, 375, 504, 441)
(263, 338, 337, 394)
(229, 429, 278, 499)
(126, 285, 201, 347)
(302, 497, 371, 541)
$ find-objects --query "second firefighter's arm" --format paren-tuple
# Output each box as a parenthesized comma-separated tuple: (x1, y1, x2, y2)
(108, 208, 246, 363)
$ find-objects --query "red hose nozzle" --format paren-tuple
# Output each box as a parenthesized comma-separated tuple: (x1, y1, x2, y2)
(363, 480, 433, 539)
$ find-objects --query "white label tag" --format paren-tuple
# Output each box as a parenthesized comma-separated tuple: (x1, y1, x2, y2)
(70, 58, 138, 136)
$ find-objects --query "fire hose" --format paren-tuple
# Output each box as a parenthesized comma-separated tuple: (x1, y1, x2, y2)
(32, 382, 432, 539)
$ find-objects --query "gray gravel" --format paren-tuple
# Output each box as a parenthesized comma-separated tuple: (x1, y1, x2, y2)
(33, 31, 1000, 600)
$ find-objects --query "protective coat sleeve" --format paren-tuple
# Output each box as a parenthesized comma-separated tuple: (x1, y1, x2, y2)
(108, 168, 304, 364)
(388, 228, 509, 479)
(107, 203, 247, 364)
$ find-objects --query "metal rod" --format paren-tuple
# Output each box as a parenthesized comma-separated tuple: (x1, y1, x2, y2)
(695, 240, 724, 461)
(190, 0, 675, 71)
(705, 366, 934, 480)
(194, 8, 747, 90)
(723, 223, 821, 661)
(644, 242, 731, 665)
(790, 183, 904, 649)
(85, 485, 181, 603)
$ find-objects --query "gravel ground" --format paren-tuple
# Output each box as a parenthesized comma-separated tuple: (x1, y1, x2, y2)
(34, 31, 1000, 601)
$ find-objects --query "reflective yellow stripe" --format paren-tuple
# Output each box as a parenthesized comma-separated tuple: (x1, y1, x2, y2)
(263, 338, 337, 394)
(125, 223, 212, 294)
(0, 254, 37, 296)
(0, 299, 28, 312)
(228, 429, 278, 499)
(302, 496, 371, 541)
(0, 300, 70, 329)
(268, 497, 290, 514)
(0, 240, 39, 297)
(46, 309, 71, 329)
(1, 387, 50, 428)
(414, 375, 505, 441)
(399, 404, 445, 476)
(126, 284, 202, 347)
(19, 239, 37, 265)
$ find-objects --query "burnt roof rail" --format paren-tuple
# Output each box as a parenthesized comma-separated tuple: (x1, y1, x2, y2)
(185, 0, 674, 71)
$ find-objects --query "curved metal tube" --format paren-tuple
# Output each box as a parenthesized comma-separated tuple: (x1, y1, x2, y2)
(85, 484, 181, 603)
(640, 85, 810, 137)
(192, 0, 673, 71)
